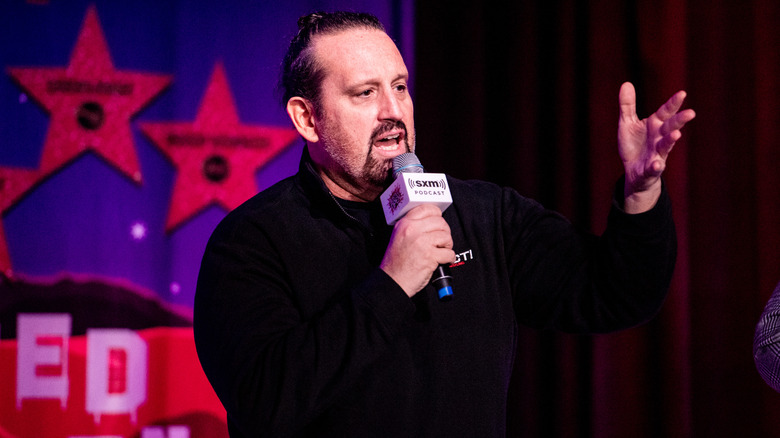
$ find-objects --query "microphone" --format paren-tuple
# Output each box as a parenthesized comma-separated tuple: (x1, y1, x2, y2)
(380, 153, 454, 301)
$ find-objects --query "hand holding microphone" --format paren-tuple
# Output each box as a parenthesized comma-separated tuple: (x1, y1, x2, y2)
(379, 153, 455, 300)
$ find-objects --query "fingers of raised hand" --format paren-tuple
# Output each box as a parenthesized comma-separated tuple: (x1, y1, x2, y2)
(659, 108, 697, 137)
(646, 157, 667, 178)
(619, 82, 638, 123)
(655, 107, 695, 158)
(656, 129, 683, 157)
(655, 90, 695, 123)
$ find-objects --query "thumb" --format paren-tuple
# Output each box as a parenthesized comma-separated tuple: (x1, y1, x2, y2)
(619, 82, 637, 123)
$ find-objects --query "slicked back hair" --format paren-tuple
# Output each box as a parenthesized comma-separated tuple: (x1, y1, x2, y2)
(279, 11, 385, 113)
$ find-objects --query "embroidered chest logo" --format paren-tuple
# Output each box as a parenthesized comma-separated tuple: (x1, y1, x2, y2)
(449, 249, 474, 268)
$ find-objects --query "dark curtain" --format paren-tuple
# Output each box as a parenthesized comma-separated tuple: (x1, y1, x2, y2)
(415, 0, 780, 436)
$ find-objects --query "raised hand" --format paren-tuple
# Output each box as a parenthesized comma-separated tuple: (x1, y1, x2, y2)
(618, 82, 696, 213)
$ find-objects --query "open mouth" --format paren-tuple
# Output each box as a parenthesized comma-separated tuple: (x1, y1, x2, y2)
(376, 133, 400, 148)
(373, 131, 405, 154)
(370, 120, 409, 158)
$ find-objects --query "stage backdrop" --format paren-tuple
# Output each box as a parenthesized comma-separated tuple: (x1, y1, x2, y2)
(0, 2, 413, 438)
(415, 0, 780, 437)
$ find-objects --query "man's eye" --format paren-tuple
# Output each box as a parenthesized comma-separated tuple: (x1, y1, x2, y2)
(358, 89, 373, 97)
(395, 84, 407, 92)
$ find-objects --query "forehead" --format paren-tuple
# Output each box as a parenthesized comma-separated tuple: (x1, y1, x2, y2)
(311, 28, 408, 86)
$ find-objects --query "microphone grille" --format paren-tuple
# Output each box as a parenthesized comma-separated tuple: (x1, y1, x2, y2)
(392, 153, 424, 176)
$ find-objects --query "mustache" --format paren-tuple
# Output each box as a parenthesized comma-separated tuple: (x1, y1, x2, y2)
(370, 120, 407, 142)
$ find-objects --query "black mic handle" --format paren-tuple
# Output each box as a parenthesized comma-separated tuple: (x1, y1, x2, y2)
(432, 264, 453, 301)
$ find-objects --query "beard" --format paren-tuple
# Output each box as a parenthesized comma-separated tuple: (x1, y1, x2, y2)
(317, 117, 414, 198)
(361, 120, 413, 188)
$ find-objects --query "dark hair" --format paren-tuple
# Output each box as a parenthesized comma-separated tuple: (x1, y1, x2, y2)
(278, 11, 385, 110)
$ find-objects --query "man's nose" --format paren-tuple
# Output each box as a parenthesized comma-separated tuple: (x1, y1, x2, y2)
(378, 89, 404, 120)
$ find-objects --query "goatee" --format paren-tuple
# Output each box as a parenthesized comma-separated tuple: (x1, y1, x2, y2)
(365, 120, 411, 188)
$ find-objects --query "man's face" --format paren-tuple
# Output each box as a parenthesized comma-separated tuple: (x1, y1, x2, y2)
(308, 28, 415, 201)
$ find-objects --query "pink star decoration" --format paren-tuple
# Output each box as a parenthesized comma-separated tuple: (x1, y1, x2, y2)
(140, 63, 298, 231)
(6, 5, 172, 184)
(1, 5, 172, 275)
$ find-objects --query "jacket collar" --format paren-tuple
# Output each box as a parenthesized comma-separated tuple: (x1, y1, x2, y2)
(297, 145, 331, 198)
(296, 146, 379, 232)
(296, 146, 358, 224)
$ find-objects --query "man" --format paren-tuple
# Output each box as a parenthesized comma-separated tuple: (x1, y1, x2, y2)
(194, 11, 696, 437)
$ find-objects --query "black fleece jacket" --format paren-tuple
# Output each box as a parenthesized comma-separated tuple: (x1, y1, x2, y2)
(194, 149, 676, 437)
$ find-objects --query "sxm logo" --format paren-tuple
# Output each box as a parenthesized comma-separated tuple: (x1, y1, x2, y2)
(407, 177, 447, 190)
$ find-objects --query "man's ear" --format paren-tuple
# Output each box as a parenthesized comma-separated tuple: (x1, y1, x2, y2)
(286, 97, 319, 143)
